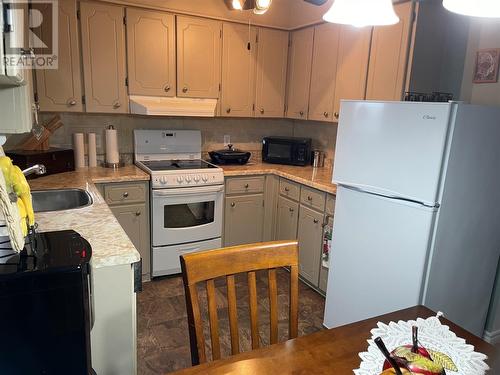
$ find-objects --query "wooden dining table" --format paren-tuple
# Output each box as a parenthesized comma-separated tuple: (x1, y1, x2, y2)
(171, 305, 499, 374)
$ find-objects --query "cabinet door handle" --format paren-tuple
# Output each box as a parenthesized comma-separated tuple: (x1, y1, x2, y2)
(68, 99, 77, 106)
(334, 112, 339, 119)
(289, 207, 294, 213)
(164, 85, 170, 92)
(260, 108, 265, 114)
(231, 202, 236, 207)
(135, 211, 141, 216)
(307, 196, 313, 201)
(244, 184, 249, 188)
(313, 218, 319, 224)
(226, 108, 231, 114)
(299, 110, 304, 116)
(123, 192, 129, 198)
(182, 87, 188, 93)
(323, 112, 329, 118)
(113, 102, 121, 109)
(284, 187, 290, 192)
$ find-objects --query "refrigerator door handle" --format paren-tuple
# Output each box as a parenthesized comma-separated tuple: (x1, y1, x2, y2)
(339, 184, 440, 209)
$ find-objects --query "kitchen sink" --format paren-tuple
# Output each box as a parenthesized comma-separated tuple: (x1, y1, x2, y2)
(32, 189, 93, 213)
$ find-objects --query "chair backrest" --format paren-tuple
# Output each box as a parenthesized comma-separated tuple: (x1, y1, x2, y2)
(180, 240, 299, 365)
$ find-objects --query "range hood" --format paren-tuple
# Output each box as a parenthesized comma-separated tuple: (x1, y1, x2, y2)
(129, 96, 218, 117)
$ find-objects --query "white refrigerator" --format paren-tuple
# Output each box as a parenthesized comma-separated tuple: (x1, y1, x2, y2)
(324, 100, 500, 337)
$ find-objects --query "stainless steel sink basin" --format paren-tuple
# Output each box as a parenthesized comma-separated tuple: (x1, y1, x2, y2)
(32, 189, 93, 213)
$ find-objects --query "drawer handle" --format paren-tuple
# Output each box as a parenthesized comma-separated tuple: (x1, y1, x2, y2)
(164, 85, 171, 92)
(226, 108, 231, 114)
(113, 102, 121, 109)
(289, 207, 294, 213)
(299, 110, 304, 116)
(244, 184, 249, 188)
(182, 87, 188, 93)
(307, 196, 313, 201)
(260, 108, 265, 114)
(313, 219, 319, 224)
(135, 211, 141, 216)
(231, 202, 236, 208)
(284, 187, 290, 192)
(334, 112, 339, 119)
(123, 192, 129, 198)
(323, 112, 329, 118)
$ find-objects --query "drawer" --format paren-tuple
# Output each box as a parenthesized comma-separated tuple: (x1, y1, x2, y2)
(226, 176, 265, 195)
(104, 183, 147, 205)
(326, 194, 336, 216)
(300, 186, 326, 212)
(279, 178, 300, 201)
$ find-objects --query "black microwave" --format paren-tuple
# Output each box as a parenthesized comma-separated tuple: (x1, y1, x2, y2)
(262, 136, 312, 166)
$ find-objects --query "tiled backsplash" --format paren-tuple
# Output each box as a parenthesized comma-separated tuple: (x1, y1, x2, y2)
(5, 113, 338, 165)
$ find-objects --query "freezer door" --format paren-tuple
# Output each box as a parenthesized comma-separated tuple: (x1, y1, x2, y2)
(333, 101, 453, 206)
(323, 186, 436, 329)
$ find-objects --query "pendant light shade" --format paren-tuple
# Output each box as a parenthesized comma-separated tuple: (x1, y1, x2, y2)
(323, 0, 399, 27)
(443, 0, 500, 17)
(254, 0, 272, 14)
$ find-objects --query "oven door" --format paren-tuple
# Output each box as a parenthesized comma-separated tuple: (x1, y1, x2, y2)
(152, 185, 224, 246)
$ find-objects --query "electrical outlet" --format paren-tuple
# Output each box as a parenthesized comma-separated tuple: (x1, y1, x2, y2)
(224, 135, 231, 146)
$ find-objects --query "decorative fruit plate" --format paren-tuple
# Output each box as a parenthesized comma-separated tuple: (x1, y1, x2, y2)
(354, 314, 489, 375)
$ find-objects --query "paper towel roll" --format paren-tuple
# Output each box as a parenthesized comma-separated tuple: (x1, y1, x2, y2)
(88, 133, 97, 167)
(105, 127, 120, 164)
(73, 133, 85, 168)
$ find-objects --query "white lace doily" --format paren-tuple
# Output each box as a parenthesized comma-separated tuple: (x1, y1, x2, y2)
(354, 315, 489, 375)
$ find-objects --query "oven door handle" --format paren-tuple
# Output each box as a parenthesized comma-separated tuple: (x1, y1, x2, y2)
(153, 185, 224, 196)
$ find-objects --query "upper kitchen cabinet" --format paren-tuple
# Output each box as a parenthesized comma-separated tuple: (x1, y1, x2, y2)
(176, 15, 222, 98)
(126, 8, 176, 97)
(308, 23, 340, 122)
(286, 27, 314, 120)
(255, 28, 289, 118)
(221, 23, 257, 117)
(80, 2, 128, 113)
(35, 0, 83, 112)
(366, 2, 414, 101)
(333, 25, 372, 120)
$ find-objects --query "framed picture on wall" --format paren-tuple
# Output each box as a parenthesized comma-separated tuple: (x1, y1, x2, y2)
(473, 48, 500, 83)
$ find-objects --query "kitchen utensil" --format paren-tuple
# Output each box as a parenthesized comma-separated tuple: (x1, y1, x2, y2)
(209, 144, 251, 165)
(312, 150, 325, 167)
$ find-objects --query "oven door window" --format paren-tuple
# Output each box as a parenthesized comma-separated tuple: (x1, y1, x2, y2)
(164, 201, 215, 228)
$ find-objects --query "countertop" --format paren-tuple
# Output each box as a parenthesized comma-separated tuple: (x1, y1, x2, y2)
(219, 162, 337, 195)
(28, 166, 149, 269)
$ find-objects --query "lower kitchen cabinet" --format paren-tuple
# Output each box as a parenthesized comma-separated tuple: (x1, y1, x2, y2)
(110, 204, 149, 279)
(297, 204, 324, 287)
(97, 181, 151, 281)
(276, 195, 299, 241)
(224, 193, 264, 246)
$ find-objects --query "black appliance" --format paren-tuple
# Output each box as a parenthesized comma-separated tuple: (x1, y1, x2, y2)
(7, 148, 75, 179)
(209, 144, 251, 165)
(262, 136, 312, 166)
(0, 230, 93, 375)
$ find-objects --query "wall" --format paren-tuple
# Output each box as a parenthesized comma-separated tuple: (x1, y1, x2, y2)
(459, 18, 500, 343)
(5, 114, 338, 165)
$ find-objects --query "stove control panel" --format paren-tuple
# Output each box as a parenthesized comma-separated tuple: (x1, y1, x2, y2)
(152, 172, 224, 188)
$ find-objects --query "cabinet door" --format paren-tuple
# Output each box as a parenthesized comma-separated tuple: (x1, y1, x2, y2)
(333, 25, 372, 120)
(221, 23, 257, 117)
(111, 203, 150, 278)
(297, 205, 323, 286)
(35, 0, 82, 112)
(126, 8, 175, 97)
(286, 27, 314, 120)
(308, 23, 340, 122)
(176, 15, 221, 98)
(224, 194, 264, 246)
(80, 2, 128, 113)
(276, 196, 299, 241)
(366, 2, 414, 101)
(255, 28, 288, 118)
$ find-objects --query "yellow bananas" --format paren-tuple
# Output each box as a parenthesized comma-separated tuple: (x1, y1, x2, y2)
(0, 156, 34, 236)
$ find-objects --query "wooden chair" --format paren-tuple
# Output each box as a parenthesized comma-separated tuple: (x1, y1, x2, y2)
(180, 240, 299, 365)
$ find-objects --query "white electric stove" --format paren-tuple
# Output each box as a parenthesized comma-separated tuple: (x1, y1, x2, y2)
(134, 130, 224, 277)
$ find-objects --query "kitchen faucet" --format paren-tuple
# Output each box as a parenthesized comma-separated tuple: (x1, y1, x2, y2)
(22, 164, 47, 177)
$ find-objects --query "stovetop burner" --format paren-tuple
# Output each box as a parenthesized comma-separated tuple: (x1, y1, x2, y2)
(141, 159, 217, 171)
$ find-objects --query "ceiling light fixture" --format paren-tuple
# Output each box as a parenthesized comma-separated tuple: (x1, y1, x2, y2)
(323, 0, 399, 27)
(443, 0, 500, 18)
(231, 0, 243, 10)
(254, 0, 272, 14)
